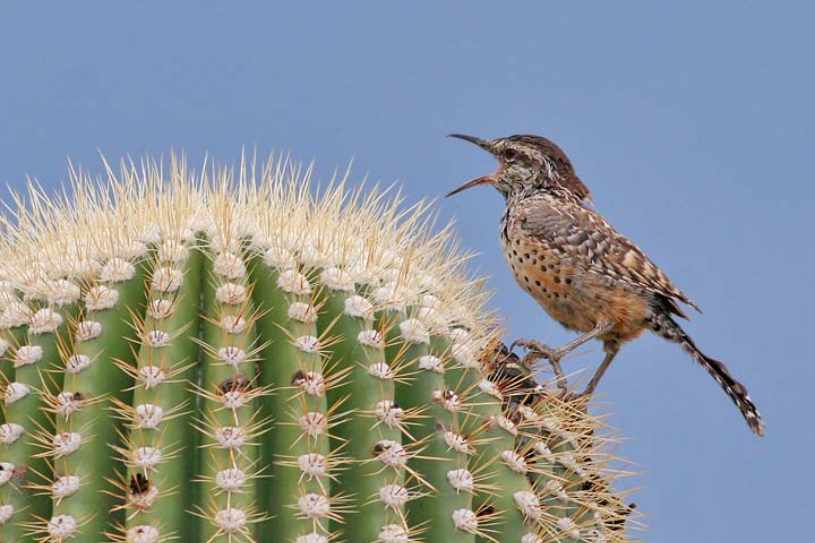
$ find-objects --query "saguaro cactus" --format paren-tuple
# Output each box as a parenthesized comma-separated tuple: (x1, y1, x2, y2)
(0, 155, 634, 543)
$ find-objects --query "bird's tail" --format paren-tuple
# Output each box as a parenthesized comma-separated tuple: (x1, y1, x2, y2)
(649, 313, 764, 436)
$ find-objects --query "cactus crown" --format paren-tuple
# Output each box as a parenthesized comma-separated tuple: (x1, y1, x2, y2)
(0, 155, 635, 543)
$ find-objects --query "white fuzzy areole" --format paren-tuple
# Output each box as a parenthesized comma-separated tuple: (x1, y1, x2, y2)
(216, 283, 248, 305)
(219, 315, 247, 335)
(357, 329, 384, 348)
(135, 404, 164, 429)
(100, 258, 136, 283)
(0, 463, 14, 485)
(84, 285, 120, 310)
(47, 514, 78, 539)
(4, 382, 30, 405)
(451, 508, 478, 533)
(75, 320, 102, 342)
(217, 346, 248, 367)
(14, 345, 43, 368)
(139, 366, 167, 389)
(147, 299, 174, 319)
(145, 329, 171, 348)
(378, 524, 410, 543)
(214, 507, 247, 532)
(215, 467, 247, 492)
(0, 422, 25, 445)
(277, 270, 311, 295)
(65, 354, 92, 374)
(213, 252, 247, 280)
(52, 475, 81, 498)
(297, 493, 331, 520)
(478, 379, 501, 399)
(158, 239, 190, 263)
(320, 267, 355, 292)
(344, 294, 373, 319)
(263, 246, 297, 270)
(0, 503, 12, 524)
(513, 490, 542, 520)
(501, 449, 528, 474)
(293, 335, 320, 353)
(297, 453, 328, 479)
(443, 430, 474, 455)
(399, 318, 429, 344)
(288, 302, 318, 324)
(55, 392, 82, 418)
(126, 525, 161, 543)
(134, 447, 162, 470)
(52, 432, 81, 457)
(368, 362, 393, 380)
(418, 355, 444, 374)
(47, 279, 81, 307)
(447, 468, 475, 492)
(493, 415, 518, 437)
(298, 412, 328, 438)
(374, 440, 407, 467)
(0, 301, 31, 329)
(29, 308, 63, 334)
(379, 484, 410, 509)
(214, 426, 246, 449)
(374, 400, 404, 428)
(151, 267, 183, 293)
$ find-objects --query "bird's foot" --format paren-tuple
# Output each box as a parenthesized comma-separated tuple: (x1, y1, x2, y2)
(510, 338, 569, 394)
(510, 338, 559, 365)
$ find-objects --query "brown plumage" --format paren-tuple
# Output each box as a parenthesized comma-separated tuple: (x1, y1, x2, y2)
(447, 133, 764, 436)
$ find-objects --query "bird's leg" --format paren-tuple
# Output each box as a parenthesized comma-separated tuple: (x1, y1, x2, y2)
(512, 321, 614, 395)
(513, 320, 613, 366)
(580, 341, 621, 397)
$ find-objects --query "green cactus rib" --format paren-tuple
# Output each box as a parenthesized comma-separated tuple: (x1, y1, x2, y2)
(0, 301, 76, 542)
(316, 270, 407, 542)
(469, 385, 539, 543)
(196, 247, 266, 541)
(440, 332, 539, 543)
(121, 242, 204, 541)
(0, 312, 30, 529)
(251, 260, 332, 541)
(0, 322, 28, 400)
(49, 258, 149, 542)
(0, 316, 26, 534)
(387, 312, 474, 543)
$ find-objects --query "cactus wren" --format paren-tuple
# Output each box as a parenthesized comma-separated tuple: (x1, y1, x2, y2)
(447, 133, 764, 436)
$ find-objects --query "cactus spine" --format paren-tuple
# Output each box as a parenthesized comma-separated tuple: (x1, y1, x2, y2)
(0, 155, 634, 542)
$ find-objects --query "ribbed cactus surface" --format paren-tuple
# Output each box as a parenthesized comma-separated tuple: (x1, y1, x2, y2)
(0, 156, 634, 543)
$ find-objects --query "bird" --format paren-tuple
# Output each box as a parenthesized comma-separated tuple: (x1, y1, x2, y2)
(446, 133, 764, 436)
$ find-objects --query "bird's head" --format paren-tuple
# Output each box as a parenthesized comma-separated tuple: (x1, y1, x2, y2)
(446, 134, 590, 201)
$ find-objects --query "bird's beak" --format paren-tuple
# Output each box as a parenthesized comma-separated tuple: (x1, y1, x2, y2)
(445, 175, 495, 197)
(446, 133, 496, 197)
(448, 133, 493, 152)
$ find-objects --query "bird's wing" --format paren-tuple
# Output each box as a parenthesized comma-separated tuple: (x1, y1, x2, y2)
(518, 194, 700, 316)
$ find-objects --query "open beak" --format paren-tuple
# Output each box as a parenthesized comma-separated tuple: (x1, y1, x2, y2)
(446, 134, 496, 197)
(445, 175, 495, 197)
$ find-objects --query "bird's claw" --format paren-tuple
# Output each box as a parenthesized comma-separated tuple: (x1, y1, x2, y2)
(510, 338, 560, 366)
(510, 338, 569, 394)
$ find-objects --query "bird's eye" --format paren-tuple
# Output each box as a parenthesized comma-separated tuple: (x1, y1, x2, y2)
(503, 148, 517, 160)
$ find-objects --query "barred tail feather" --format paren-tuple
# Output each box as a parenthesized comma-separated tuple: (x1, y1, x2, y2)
(650, 314, 765, 436)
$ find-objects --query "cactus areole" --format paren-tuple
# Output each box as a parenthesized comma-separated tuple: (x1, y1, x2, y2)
(0, 156, 632, 542)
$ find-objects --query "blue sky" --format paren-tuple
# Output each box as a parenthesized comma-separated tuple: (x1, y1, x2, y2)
(1, 2, 812, 541)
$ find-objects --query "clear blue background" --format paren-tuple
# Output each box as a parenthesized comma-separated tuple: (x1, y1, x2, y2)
(1, 2, 811, 541)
